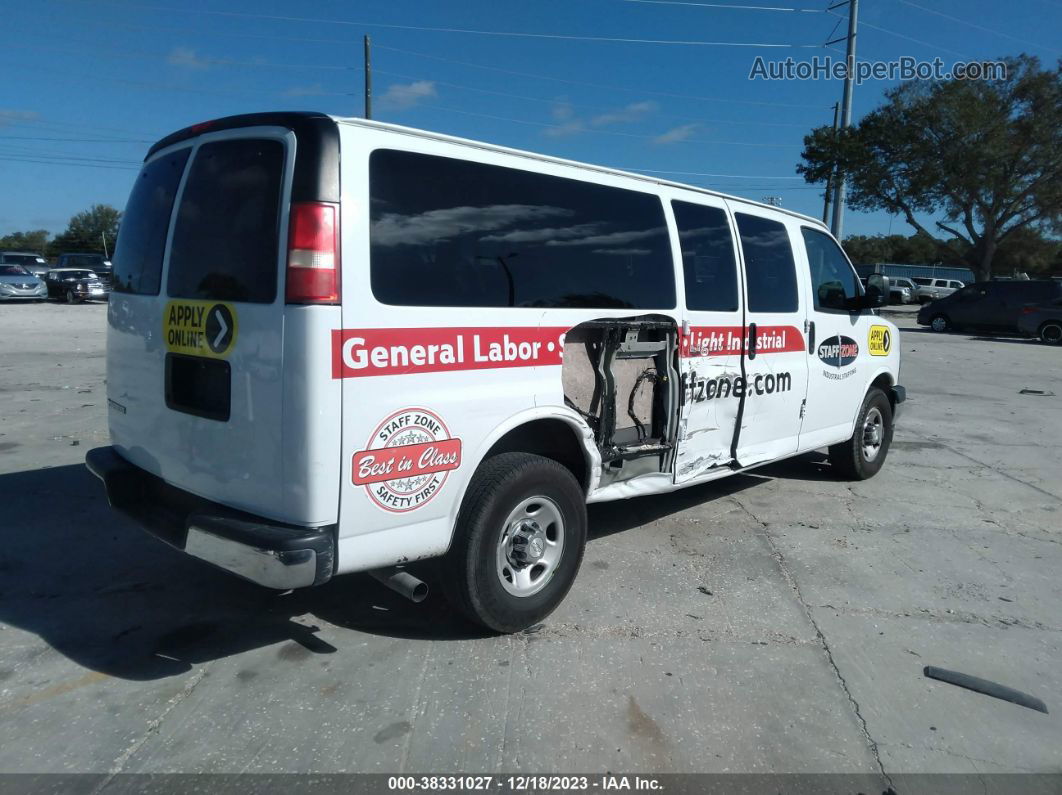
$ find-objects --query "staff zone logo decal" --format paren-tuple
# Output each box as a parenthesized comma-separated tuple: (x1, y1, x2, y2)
(818, 335, 859, 380)
(352, 408, 462, 513)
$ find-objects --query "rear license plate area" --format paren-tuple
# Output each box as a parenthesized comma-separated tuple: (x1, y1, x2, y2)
(165, 353, 231, 421)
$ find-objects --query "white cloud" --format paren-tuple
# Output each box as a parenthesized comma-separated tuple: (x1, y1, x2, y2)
(167, 47, 211, 70)
(551, 101, 576, 121)
(372, 204, 572, 247)
(591, 101, 657, 127)
(0, 109, 38, 128)
(591, 248, 653, 256)
(654, 123, 699, 144)
(378, 80, 436, 111)
(544, 120, 585, 138)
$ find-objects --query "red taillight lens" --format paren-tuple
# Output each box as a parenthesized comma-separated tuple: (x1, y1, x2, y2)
(1020, 306, 1036, 314)
(286, 202, 340, 304)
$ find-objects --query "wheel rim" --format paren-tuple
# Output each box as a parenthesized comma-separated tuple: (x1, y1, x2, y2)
(495, 495, 565, 598)
(861, 407, 884, 463)
(931, 316, 947, 332)
(1042, 324, 1062, 344)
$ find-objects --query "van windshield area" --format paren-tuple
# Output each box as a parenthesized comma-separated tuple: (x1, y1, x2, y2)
(167, 138, 285, 304)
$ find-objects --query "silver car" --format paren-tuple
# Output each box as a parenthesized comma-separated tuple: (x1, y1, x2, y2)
(912, 277, 964, 304)
(888, 277, 919, 304)
(0, 263, 48, 301)
(0, 251, 49, 277)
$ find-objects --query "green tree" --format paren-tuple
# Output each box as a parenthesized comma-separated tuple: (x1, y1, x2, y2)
(800, 55, 1062, 282)
(47, 204, 121, 257)
(0, 229, 50, 253)
(842, 232, 967, 266)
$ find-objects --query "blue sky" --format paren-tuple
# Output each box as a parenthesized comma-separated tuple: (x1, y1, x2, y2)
(1, 0, 1059, 240)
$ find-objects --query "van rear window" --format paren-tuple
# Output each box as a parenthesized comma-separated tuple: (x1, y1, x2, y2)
(168, 139, 284, 304)
(369, 150, 674, 309)
(112, 148, 190, 295)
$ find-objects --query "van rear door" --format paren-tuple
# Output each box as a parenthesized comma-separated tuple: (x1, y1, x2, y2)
(107, 115, 342, 526)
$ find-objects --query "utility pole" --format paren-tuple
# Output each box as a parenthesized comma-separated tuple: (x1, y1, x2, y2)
(828, 0, 858, 239)
(101, 231, 109, 259)
(822, 101, 839, 225)
(364, 35, 373, 120)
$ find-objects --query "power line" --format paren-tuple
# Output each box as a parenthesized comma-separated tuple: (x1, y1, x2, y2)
(897, 0, 1061, 56)
(616, 167, 805, 178)
(373, 67, 811, 132)
(2, 36, 354, 71)
(0, 135, 153, 143)
(0, 155, 140, 171)
(827, 10, 968, 59)
(420, 104, 801, 147)
(623, 0, 822, 11)
(375, 44, 831, 110)
(57, 0, 824, 48)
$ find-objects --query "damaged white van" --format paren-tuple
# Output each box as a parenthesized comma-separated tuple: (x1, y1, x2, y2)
(87, 112, 904, 633)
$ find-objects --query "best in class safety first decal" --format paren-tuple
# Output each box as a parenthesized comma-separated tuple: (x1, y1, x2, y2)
(164, 300, 237, 358)
(868, 324, 892, 356)
(352, 407, 462, 513)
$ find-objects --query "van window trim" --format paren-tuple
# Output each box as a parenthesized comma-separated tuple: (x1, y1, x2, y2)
(365, 145, 679, 312)
(799, 223, 867, 316)
(668, 196, 744, 315)
(158, 125, 297, 307)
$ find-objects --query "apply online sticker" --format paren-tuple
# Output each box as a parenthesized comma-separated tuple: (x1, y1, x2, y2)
(164, 300, 238, 358)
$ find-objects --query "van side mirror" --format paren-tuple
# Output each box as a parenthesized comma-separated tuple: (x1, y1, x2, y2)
(846, 273, 887, 310)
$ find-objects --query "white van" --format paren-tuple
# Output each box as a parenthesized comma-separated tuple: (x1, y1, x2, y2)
(87, 112, 904, 633)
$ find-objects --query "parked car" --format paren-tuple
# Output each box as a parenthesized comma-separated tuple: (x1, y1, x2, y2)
(43, 268, 109, 303)
(56, 253, 114, 288)
(917, 280, 1062, 333)
(0, 251, 49, 277)
(888, 277, 919, 305)
(911, 277, 964, 303)
(0, 263, 48, 301)
(1017, 297, 1062, 345)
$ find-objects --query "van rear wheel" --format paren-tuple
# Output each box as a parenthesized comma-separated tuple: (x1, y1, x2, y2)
(443, 452, 586, 633)
(828, 388, 893, 481)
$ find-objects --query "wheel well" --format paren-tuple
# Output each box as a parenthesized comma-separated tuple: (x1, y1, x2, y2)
(870, 373, 895, 412)
(483, 419, 589, 491)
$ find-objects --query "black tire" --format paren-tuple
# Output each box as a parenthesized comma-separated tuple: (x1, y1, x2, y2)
(443, 452, 587, 633)
(929, 313, 951, 333)
(65, 289, 78, 304)
(828, 388, 893, 481)
(1039, 321, 1062, 346)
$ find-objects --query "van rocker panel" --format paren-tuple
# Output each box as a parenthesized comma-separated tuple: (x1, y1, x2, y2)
(85, 446, 335, 589)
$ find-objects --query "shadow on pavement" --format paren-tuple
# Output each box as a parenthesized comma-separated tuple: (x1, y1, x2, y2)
(0, 453, 837, 680)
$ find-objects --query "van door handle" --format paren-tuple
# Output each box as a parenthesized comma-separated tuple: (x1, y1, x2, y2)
(747, 323, 758, 360)
(807, 321, 815, 354)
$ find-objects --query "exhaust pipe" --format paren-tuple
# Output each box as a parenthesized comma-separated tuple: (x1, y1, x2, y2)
(369, 568, 428, 603)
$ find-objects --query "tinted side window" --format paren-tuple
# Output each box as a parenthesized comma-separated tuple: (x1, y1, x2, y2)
(369, 150, 674, 308)
(672, 201, 738, 312)
(735, 213, 798, 313)
(801, 227, 861, 311)
(112, 148, 190, 295)
(168, 139, 284, 303)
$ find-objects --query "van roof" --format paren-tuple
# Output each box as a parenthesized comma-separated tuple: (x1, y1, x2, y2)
(333, 116, 827, 229)
(147, 111, 827, 231)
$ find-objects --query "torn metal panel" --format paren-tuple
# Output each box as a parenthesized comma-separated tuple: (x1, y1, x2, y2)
(562, 316, 679, 488)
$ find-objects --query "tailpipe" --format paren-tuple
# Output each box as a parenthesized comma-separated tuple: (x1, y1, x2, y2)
(369, 568, 428, 603)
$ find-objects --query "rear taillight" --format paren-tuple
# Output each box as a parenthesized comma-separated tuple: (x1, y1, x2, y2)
(1020, 306, 1036, 314)
(286, 202, 340, 304)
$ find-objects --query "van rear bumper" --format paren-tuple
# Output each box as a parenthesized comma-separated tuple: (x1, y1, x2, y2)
(85, 446, 334, 590)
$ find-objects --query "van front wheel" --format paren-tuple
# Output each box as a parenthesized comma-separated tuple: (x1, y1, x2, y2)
(444, 452, 587, 633)
(828, 388, 893, 480)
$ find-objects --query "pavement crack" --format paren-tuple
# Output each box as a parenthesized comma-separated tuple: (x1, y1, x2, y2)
(733, 498, 896, 792)
(95, 661, 211, 785)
